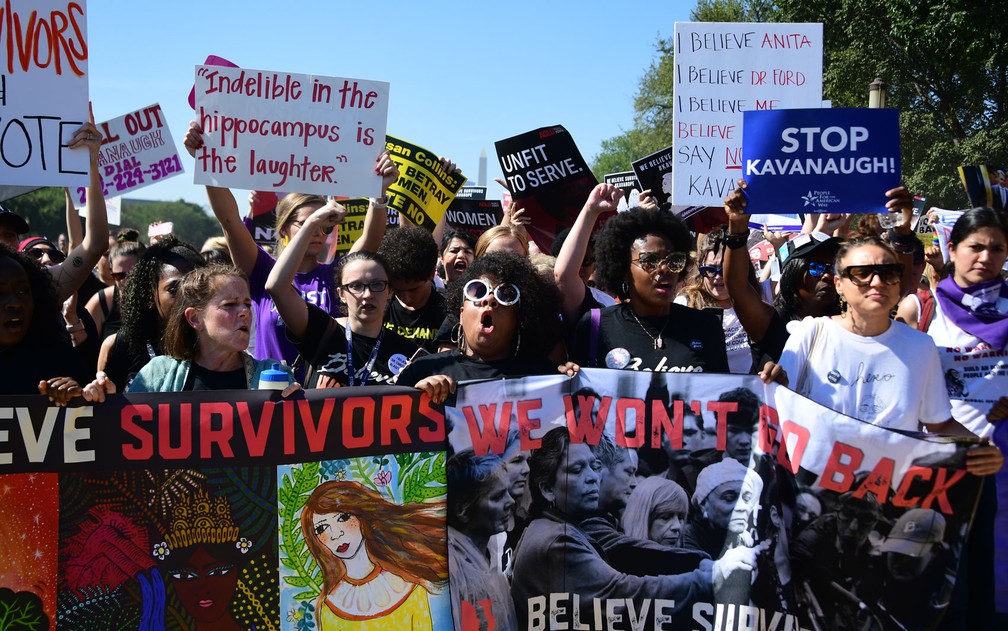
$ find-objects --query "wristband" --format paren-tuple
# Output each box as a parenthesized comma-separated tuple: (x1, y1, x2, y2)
(888, 228, 917, 254)
(725, 235, 748, 250)
(370, 196, 388, 209)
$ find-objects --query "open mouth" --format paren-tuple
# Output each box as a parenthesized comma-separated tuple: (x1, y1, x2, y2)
(454, 260, 467, 273)
(479, 311, 494, 333)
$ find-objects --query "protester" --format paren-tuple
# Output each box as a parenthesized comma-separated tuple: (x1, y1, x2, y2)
(267, 213, 418, 388)
(184, 121, 396, 376)
(572, 206, 729, 372)
(675, 228, 758, 373)
(0, 207, 29, 250)
(396, 252, 564, 402)
(377, 222, 447, 352)
(91, 237, 206, 392)
(0, 246, 87, 403)
(438, 229, 476, 285)
(446, 451, 517, 631)
(84, 239, 146, 343)
(85, 265, 294, 396)
(474, 224, 529, 258)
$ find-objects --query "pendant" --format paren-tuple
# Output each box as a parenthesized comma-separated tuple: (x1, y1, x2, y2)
(655, 338, 663, 350)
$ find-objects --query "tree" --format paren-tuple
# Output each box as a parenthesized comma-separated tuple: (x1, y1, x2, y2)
(593, 0, 1008, 209)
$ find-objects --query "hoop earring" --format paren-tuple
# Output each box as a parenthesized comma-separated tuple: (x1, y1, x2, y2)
(621, 282, 629, 297)
(513, 332, 521, 356)
(452, 322, 468, 354)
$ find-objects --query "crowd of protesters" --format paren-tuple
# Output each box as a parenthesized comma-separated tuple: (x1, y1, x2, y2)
(2, 118, 1007, 629)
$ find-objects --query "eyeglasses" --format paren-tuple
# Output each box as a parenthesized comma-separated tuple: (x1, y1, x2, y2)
(26, 248, 66, 263)
(340, 280, 389, 296)
(632, 251, 687, 274)
(806, 261, 835, 278)
(463, 279, 521, 306)
(698, 265, 723, 279)
(289, 219, 334, 235)
(838, 263, 904, 287)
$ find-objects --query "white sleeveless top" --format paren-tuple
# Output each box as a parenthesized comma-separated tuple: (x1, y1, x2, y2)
(926, 295, 1005, 438)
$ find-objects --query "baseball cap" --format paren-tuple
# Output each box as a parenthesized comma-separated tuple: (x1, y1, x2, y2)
(778, 231, 841, 265)
(19, 236, 66, 263)
(879, 508, 945, 557)
(0, 206, 29, 234)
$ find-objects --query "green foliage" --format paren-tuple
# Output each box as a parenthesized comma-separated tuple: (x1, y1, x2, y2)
(396, 451, 447, 504)
(278, 462, 323, 600)
(593, 0, 1008, 211)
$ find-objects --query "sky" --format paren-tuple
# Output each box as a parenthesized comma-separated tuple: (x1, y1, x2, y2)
(84, 0, 697, 208)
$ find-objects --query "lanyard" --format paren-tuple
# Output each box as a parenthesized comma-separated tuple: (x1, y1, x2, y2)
(345, 324, 383, 387)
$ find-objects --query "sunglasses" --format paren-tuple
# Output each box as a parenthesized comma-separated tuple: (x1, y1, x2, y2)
(463, 279, 521, 306)
(111, 271, 128, 282)
(341, 280, 389, 296)
(838, 263, 904, 287)
(26, 248, 66, 263)
(289, 219, 334, 235)
(632, 251, 687, 274)
(806, 261, 835, 277)
(698, 265, 723, 279)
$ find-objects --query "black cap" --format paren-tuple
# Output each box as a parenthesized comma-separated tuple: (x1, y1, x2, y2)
(0, 205, 29, 234)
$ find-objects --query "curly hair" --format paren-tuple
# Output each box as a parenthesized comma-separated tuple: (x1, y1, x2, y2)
(300, 480, 448, 617)
(377, 223, 438, 281)
(119, 236, 205, 355)
(0, 245, 63, 348)
(475, 225, 529, 257)
(162, 265, 248, 361)
(444, 251, 562, 359)
(593, 207, 692, 300)
(274, 193, 326, 257)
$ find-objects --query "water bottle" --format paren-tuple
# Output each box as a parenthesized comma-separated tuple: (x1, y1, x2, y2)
(258, 362, 289, 391)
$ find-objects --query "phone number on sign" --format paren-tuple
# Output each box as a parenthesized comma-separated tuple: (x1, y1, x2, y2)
(76, 155, 183, 204)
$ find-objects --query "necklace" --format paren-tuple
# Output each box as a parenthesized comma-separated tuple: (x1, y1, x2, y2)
(630, 311, 669, 349)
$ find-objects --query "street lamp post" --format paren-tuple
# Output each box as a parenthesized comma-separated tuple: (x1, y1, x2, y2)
(868, 77, 888, 109)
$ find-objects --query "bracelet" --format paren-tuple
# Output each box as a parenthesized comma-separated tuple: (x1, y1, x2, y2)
(370, 196, 388, 209)
(725, 235, 748, 250)
(726, 229, 750, 238)
(65, 322, 84, 333)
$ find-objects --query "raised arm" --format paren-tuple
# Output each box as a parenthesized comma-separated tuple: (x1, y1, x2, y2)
(882, 186, 918, 298)
(183, 121, 260, 273)
(63, 187, 83, 249)
(265, 202, 345, 338)
(555, 183, 620, 321)
(51, 116, 109, 301)
(722, 180, 775, 344)
(350, 151, 400, 253)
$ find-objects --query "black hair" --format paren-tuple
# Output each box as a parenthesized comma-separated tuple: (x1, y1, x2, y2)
(444, 251, 563, 359)
(528, 427, 571, 515)
(0, 245, 63, 348)
(948, 207, 1008, 246)
(773, 256, 811, 317)
(718, 387, 761, 430)
(446, 450, 504, 530)
(119, 236, 205, 355)
(377, 223, 437, 282)
(592, 207, 692, 299)
(549, 226, 597, 259)
(440, 229, 476, 255)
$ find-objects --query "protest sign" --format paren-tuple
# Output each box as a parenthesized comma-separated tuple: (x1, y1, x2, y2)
(0, 0, 90, 188)
(958, 164, 1007, 213)
(747, 213, 802, 232)
(604, 171, 640, 212)
(331, 197, 370, 257)
(631, 146, 705, 219)
(455, 185, 487, 200)
(384, 135, 466, 232)
(672, 22, 823, 206)
(742, 108, 901, 215)
(446, 370, 981, 631)
(192, 65, 389, 196)
(443, 198, 504, 241)
(495, 125, 598, 252)
(911, 195, 930, 233)
(76, 104, 184, 202)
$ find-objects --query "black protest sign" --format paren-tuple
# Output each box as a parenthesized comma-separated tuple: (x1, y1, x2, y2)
(456, 186, 487, 200)
(495, 125, 598, 252)
(632, 145, 704, 219)
(604, 171, 641, 212)
(443, 198, 504, 241)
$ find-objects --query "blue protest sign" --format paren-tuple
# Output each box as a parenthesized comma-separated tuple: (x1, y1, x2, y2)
(742, 108, 900, 214)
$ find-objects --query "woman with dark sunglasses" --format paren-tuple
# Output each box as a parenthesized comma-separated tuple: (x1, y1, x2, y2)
(396, 252, 564, 403)
(760, 235, 1002, 468)
(266, 218, 418, 389)
(676, 229, 761, 373)
(570, 206, 729, 373)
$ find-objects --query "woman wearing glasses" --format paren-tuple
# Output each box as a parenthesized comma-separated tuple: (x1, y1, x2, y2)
(676, 229, 761, 373)
(571, 206, 729, 373)
(266, 213, 418, 388)
(396, 252, 564, 402)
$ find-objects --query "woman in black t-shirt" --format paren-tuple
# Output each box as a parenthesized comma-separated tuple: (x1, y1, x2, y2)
(397, 252, 564, 401)
(573, 207, 729, 373)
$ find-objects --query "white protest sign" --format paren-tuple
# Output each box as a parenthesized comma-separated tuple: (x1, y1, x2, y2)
(192, 65, 388, 197)
(83, 103, 183, 201)
(672, 22, 823, 205)
(0, 0, 90, 188)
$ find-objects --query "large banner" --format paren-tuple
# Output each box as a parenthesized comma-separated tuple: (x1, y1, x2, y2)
(446, 370, 983, 631)
(384, 135, 467, 232)
(495, 125, 598, 252)
(672, 22, 823, 206)
(743, 108, 901, 215)
(192, 65, 389, 196)
(0, 374, 988, 630)
(0, 0, 90, 188)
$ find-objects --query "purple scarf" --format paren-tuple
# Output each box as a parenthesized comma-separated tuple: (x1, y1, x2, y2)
(934, 276, 1008, 349)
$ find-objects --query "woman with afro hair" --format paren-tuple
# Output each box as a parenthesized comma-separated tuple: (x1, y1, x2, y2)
(571, 206, 729, 373)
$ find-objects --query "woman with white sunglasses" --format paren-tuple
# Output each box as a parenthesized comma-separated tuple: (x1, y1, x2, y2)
(396, 252, 564, 403)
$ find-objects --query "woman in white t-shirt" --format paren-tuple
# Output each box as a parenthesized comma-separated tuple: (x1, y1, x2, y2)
(761, 236, 1002, 475)
(676, 229, 757, 374)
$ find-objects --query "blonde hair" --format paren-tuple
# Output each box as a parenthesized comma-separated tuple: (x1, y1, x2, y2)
(274, 193, 326, 256)
(475, 225, 529, 258)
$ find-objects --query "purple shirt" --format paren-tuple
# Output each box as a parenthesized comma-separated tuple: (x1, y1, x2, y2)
(248, 246, 340, 377)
